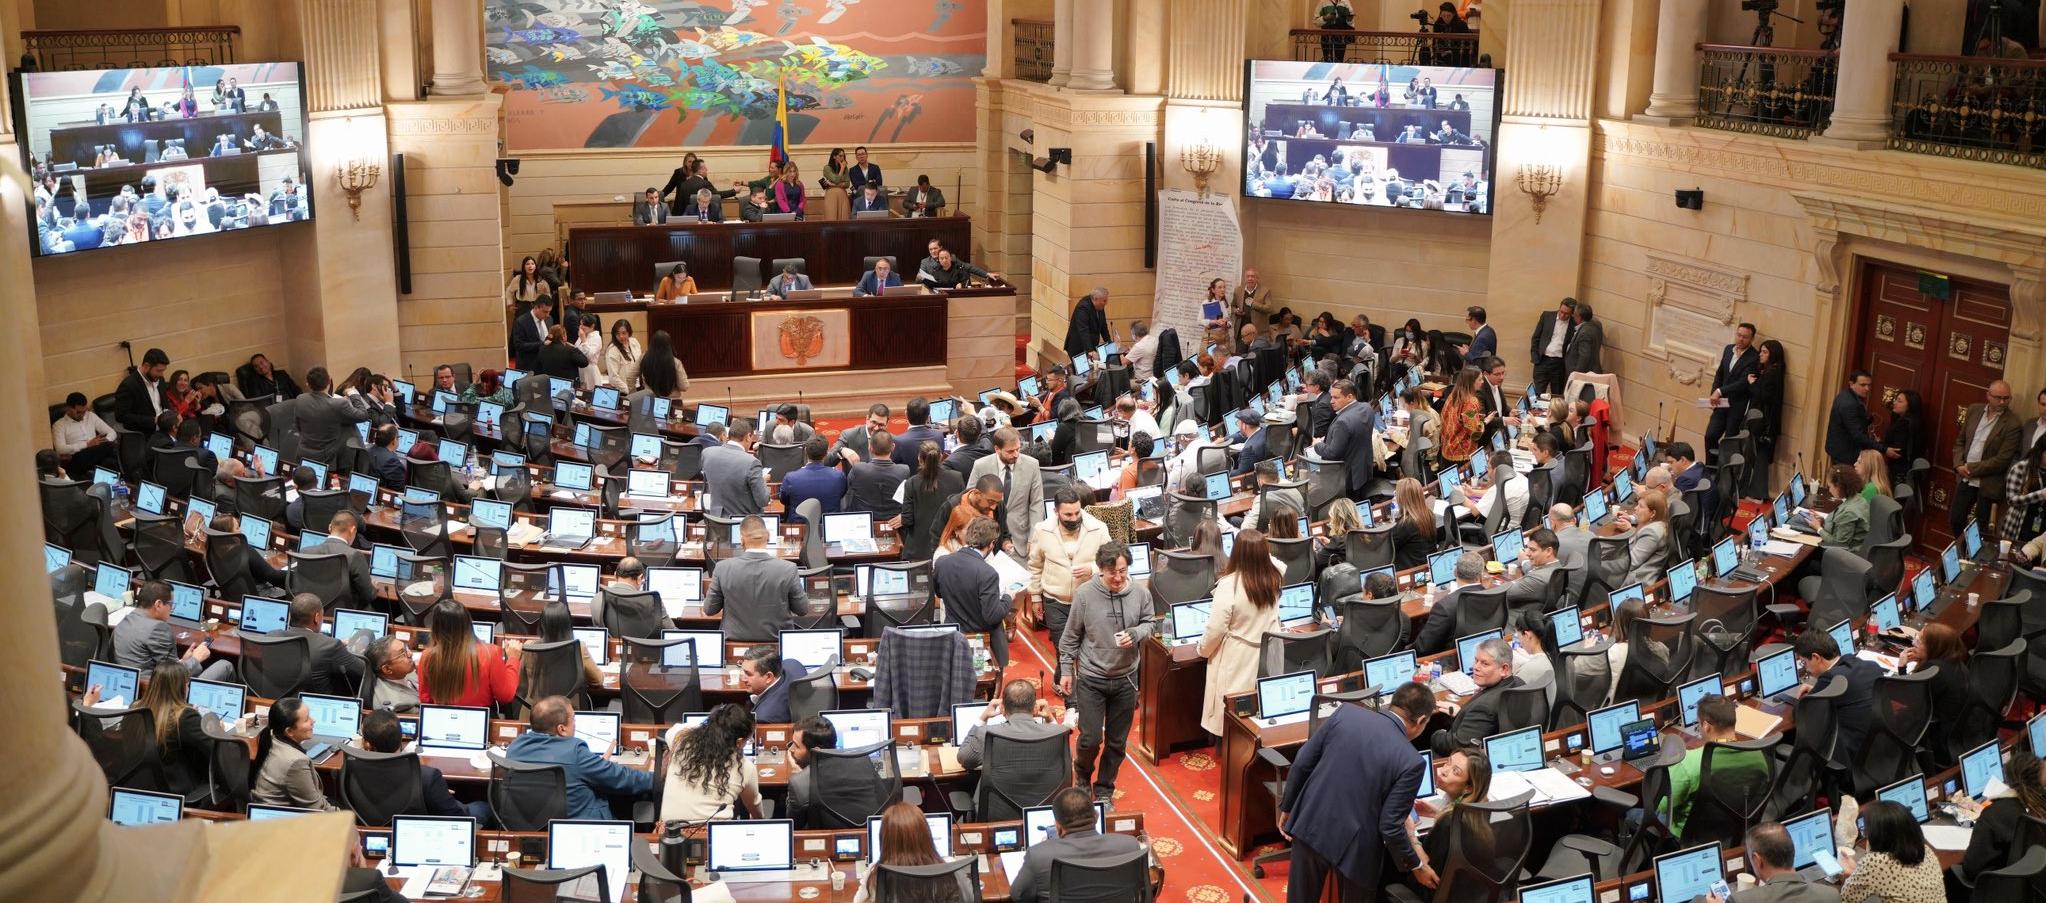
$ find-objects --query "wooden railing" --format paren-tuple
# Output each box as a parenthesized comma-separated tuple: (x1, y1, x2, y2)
(1013, 18, 1053, 82)
(21, 26, 240, 71)
(1694, 44, 1839, 139)
(1288, 28, 1479, 67)
(1889, 52, 2046, 169)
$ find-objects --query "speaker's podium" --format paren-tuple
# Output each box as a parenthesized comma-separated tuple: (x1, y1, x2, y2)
(557, 216, 1016, 417)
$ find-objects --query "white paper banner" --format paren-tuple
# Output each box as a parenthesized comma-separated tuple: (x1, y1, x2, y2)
(1151, 188, 1243, 359)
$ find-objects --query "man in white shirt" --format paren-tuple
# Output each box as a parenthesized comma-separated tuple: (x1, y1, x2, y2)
(53, 391, 122, 476)
(1125, 320, 1159, 380)
(1114, 397, 1160, 447)
(1460, 460, 1529, 526)
(1164, 419, 1218, 494)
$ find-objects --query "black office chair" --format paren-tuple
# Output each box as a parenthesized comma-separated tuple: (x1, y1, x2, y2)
(630, 836, 692, 903)
(601, 588, 669, 640)
(1335, 597, 1408, 670)
(487, 750, 570, 831)
(1536, 740, 1686, 881)
(1856, 667, 1939, 797)
(515, 639, 592, 713)
(1453, 586, 1510, 641)
(1269, 535, 1314, 585)
(1344, 525, 1396, 571)
(1550, 641, 1615, 727)
(1763, 676, 1844, 821)
(400, 500, 453, 559)
(300, 489, 351, 534)
(338, 746, 427, 826)
(235, 475, 288, 523)
(133, 514, 191, 582)
(627, 515, 681, 566)
(1047, 846, 1149, 903)
(72, 702, 166, 791)
(1679, 735, 1781, 847)
(873, 858, 980, 902)
(151, 446, 200, 493)
(196, 716, 253, 813)
(1612, 613, 1696, 707)
(286, 550, 354, 612)
(1977, 590, 2029, 652)
(1794, 548, 1877, 629)
(1149, 549, 1216, 613)
(498, 562, 559, 634)
(620, 637, 705, 724)
(802, 740, 905, 828)
(1259, 627, 1335, 678)
(503, 866, 608, 903)
(42, 480, 113, 566)
(407, 459, 455, 499)
(667, 441, 705, 482)
(1690, 584, 1759, 679)
(787, 654, 840, 724)
(730, 256, 764, 294)
(226, 396, 272, 447)
(1161, 494, 1215, 550)
(1584, 532, 1632, 603)
(239, 633, 313, 699)
(1496, 680, 1552, 734)
(861, 255, 898, 274)
(1385, 791, 1536, 903)
(757, 443, 803, 483)
(948, 726, 1073, 822)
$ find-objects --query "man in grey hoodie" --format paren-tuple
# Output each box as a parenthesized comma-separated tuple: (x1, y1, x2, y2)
(1056, 541, 1155, 802)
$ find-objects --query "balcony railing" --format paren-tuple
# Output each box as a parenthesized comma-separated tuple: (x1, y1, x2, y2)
(1695, 44, 1838, 139)
(1289, 29, 1480, 68)
(21, 26, 240, 71)
(1013, 18, 1053, 82)
(1889, 52, 2046, 169)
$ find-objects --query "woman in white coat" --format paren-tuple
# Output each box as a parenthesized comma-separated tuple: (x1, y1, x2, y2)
(1197, 529, 1285, 735)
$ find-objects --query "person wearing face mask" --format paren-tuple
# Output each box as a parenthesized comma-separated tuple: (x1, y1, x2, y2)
(1030, 489, 1112, 678)
(1278, 682, 1440, 902)
(1055, 541, 1154, 803)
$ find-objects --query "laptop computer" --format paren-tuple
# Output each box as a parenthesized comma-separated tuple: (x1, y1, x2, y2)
(1362, 650, 1418, 698)
(1518, 873, 1595, 903)
(547, 819, 634, 903)
(1484, 725, 1545, 773)
(659, 629, 724, 670)
(187, 678, 247, 720)
(238, 595, 290, 636)
(1673, 675, 1721, 736)
(390, 815, 477, 895)
(867, 813, 952, 864)
(1169, 600, 1212, 646)
(85, 660, 141, 709)
(108, 787, 183, 826)
(1584, 701, 1642, 764)
(1653, 843, 1726, 903)
(416, 705, 490, 754)
(299, 692, 362, 761)
(1255, 670, 1316, 726)
(1023, 803, 1106, 846)
(1783, 808, 1844, 881)
(543, 507, 598, 549)
(1875, 774, 1931, 823)
(780, 628, 844, 671)
(705, 819, 798, 882)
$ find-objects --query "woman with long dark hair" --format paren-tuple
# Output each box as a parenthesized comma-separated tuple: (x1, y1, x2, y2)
(638, 329, 690, 398)
(856, 801, 948, 903)
(1199, 529, 1282, 734)
(1959, 747, 2046, 882)
(1439, 367, 1485, 464)
(660, 703, 761, 822)
(417, 599, 522, 707)
(1750, 339, 1788, 466)
(1308, 311, 1352, 361)
(602, 319, 643, 391)
(1882, 385, 1924, 471)
(1840, 800, 1944, 903)
(251, 696, 339, 810)
(537, 323, 589, 382)
(1391, 318, 1425, 365)
(901, 439, 965, 561)
(1424, 328, 1464, 376)
(88, 662, 210, 795)
(505, 255, 546, 304)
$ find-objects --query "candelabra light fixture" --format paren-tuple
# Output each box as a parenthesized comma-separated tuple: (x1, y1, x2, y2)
(1181, 136, 1221, 197)
(336, 157, 380, 221)
(1516, 161, 1563, 224)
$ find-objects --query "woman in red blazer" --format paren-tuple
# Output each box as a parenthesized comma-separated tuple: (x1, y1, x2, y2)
(417, 599, 522, 708)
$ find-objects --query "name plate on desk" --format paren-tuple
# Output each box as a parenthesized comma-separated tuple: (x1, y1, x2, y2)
(751, 308, 851, 370)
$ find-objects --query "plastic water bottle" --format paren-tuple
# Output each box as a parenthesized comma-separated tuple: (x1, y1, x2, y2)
(1428, 661, 1443, 683)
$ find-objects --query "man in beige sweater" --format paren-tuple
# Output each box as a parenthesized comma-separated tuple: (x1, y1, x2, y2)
(1027, 487, 1112, 684)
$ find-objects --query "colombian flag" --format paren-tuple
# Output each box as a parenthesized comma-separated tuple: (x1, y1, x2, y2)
(769, 65, 789, 165)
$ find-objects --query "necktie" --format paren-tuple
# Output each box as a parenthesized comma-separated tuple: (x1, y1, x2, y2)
(1003, 465, 1013, 497)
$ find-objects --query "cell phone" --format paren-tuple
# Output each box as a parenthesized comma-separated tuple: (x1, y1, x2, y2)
(1710, 880, 1731, 899)
(362, 832, 390, 858)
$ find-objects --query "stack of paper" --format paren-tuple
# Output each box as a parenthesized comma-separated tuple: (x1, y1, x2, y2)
(990, 551, 1032, 595)
(1923, 825, 1974, 851)
(1490, 768, 1593, 805)
(1435, 671, 1479, 697)
(1733, 707, 1783, 740)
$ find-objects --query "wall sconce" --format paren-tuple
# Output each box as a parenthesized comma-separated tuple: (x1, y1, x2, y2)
(336, 157, 380, 221)
(1516, 161, 1563, 224)
(1181, 137, 1220, 197)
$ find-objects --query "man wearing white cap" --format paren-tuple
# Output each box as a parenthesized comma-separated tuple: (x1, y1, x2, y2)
(1166, 419, 1217, 492)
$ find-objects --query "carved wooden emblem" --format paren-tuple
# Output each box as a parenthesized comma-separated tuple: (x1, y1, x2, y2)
(1904, 322, 1926, 350)
(1984, 341, 2005, 369)
(1876, 315, 1895, 341)
(1949, 331, 1972, 362)
(778, 315, 826, 366)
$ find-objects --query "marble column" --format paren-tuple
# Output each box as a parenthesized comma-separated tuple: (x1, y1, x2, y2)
(1818, 0, 1905, 146)
(1049, 0, 1074, 86)
(1065, 0, 1120, 92)
(428, 0, 488, 97)
(1638, 0, 1708, 123)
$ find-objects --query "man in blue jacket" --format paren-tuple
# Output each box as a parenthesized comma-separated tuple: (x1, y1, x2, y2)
(778, 436, 846, 521)
(1277, 681, 1438, 902)
(503, 697, 653, 820)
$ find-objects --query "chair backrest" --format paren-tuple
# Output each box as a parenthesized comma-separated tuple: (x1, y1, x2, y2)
(1149, 550, 1216, 611)
(151, 445, 200, 492)
(228, 396, 272, 445)
(1614, 613, 1696, 706)
(239, 632, 313, 699)
(1810, 548, 1876, 629)
(1046, 846, 1149, 903)
(1976, 847, 2046, 901)
(499, 562, 561, 633)
(1862, 668, 1938, 790)
(132, 514, 190, 581)
(805, 740, 903, 828)
(1681, 736, 1780, 846)
(1552, 644, 1614, 723)
(1865, 534, 1912, 596)
(198, 716, 252, 812)
(203, 528, 260, 599)
(1162, 494, 1215, 549)
(619, 637, 705, 724)
(300, 489, 351, 534)
(1434, 791, 1537, 903)
(72, 702, 165, 790)
(235, 475, 288, 522)
(518, 639, 590, 710)
(757, 443, 803, 483)
(731, 256, 764, 293)
(41, 480, 108, 564)
(1586, 532, 1632, 598)
(286, 550, 354, 611)
(976, 726, 1074, 821)
(1259, 627, 1335, 679)
(668, 441, 705, 482)
(601, 588, 670, 640)
(1269, 535, 1314, 585)
(872, 857, 981, 903)
(788, 654, 841, 723)
(1341, 527, 1393, 573)
(488, 750, 570, 831)
(1454, 586, 1510, 640)
(1337, 597, 1408, 664)
(338, 746, 427, 826)
(1865, 492, 1903, 552)
(1496, 679, 1551, 734)
(503, 865, 608, 903)
(1977, 590, 2029, 652)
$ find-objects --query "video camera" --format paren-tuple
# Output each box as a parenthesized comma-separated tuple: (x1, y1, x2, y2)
(1410, 7, 1434, 29)
(1739, 0, 1777, 12)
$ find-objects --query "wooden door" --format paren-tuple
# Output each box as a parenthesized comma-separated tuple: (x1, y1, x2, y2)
(1851, 260, 2012, 550)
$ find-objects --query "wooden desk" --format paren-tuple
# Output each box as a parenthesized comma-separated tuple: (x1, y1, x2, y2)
(566, 216, 971, 294)
(48, 109, 287, 166)
(594, 290, 956, 380)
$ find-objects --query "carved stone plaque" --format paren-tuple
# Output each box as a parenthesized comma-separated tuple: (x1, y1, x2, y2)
(1645, 255, 1749, 386)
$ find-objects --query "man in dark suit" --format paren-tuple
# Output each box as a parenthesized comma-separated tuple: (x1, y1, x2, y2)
(1229, 409, 1270, 476)
(702, 419, 770, 516)
(934, 518, 1011, 666)
(510, 296, 553, 372)
(1295, 371, 1336, 443)
(362, 710, 490, 819)
(276, 593, 366, 696)
(365, 422, 408, 489)
(1414, 551, 1486, 654)
(944, 416, 993, 480)
(850, 182, 889, 214)
(1565, 302, 1604, 375)
(779, 436, 846, 521)
(829, 403, 891, 467)
(739, 646, 810, 723)
(1529, 297, 1577, 397)
(1311, 378, 1377, 502)
(892, 397, 947, 468)
(1278, 682, 1438, 902)
(115, 347, 171, 433)
(1824, 369, 1883, 467)
(1463, 305, 1496, 360)
(285, 367, 372, 465)
(306, 510, 379, 614)
(1476, 356, 1513, 425)
(1010, 787, 1147, 903)
(1794, 630, 1880, 771)
(704, 516, 807, 642)
(1449, 637, 1527, 743)
(1704, 323, 1760, 463)
(1062, 288, 1112, 360)
(843, 431, 910, 520)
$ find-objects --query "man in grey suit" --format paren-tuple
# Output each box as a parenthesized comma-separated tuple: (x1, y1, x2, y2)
(1547, 503, 1594, 571)
(828, 403, 890, 466)
(1564, 301, 1604, 375)
(1708, 822, 1841, 903)
(959, 678, 1070, 771)
(1009, 787, 1147, 903)
(285, 366, 371, 465)
(842, 431, 911, 521)
(277, 593, 366, 696)
(969, 427, 1045, 554)
(704, 516, 807, 642)
(305, 510, 379, 613)
(702, 419, 770, 516)
(1501, 529, 1564, 609)
(1310, 378, 1377, 503)
(112, 580, 236, 682)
